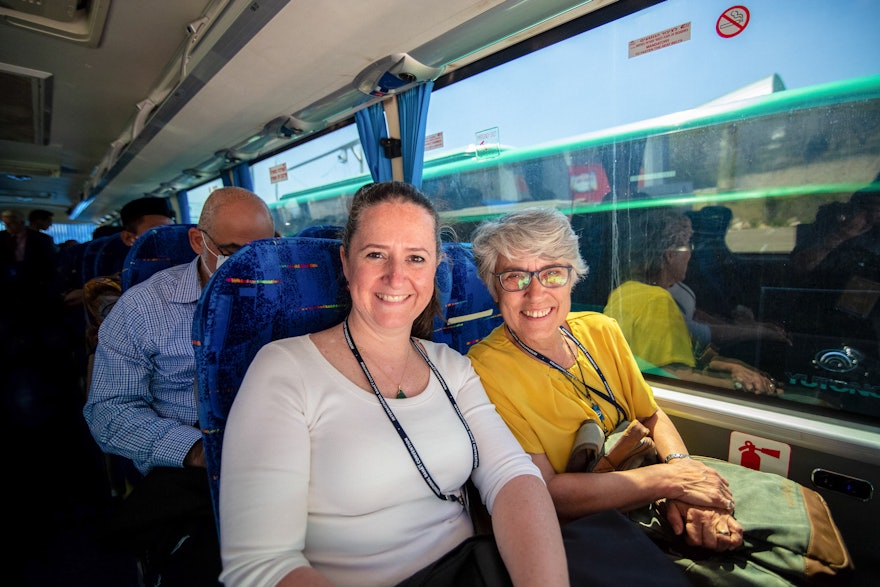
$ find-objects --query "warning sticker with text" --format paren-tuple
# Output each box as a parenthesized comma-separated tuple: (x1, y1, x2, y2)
(629, 22, 691, 58)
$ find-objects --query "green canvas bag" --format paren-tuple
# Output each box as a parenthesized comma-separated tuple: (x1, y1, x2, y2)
(630, 457, 854, 586)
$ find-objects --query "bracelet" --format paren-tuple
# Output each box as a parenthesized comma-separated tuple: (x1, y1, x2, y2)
(664, 453, 691, 464)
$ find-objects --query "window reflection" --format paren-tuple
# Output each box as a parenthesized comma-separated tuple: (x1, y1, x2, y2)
(256, 5, 880, 422)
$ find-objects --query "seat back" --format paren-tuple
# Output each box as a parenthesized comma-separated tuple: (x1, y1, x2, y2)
(193, 237, 348, 521)
(433, 242, 502, 354)
(94, 236, 131, 278)
(296, 224, 343, 239)
(81, 235, 116, 283)
(121, 224, 197, 291)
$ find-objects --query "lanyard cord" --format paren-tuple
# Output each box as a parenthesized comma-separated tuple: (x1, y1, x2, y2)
(343, 318, 478, 504)
(507, 325, 628, 427)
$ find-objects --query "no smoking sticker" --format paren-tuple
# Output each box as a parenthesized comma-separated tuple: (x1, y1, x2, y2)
(716, 5, 750, 38)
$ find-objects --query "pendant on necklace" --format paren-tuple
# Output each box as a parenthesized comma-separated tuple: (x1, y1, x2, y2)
(396, 387, 406, 399)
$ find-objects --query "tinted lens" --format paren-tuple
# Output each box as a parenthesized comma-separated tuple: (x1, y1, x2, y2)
(499, 271, 531, 291)
(539, 266, 571, 287)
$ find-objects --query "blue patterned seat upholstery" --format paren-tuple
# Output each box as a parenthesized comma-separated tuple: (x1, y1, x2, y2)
(433, 242, 503, 354)
(193, 237, 349, 521)
(121, 224, 197, 291)
(94, 236, 131, 278)
(81, 235, 116, 283)
(296, 224, 343, 239)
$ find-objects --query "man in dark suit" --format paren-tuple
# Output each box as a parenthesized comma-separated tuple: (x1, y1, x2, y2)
(1, 208, 60, 375)
(1, 209, 58, 314)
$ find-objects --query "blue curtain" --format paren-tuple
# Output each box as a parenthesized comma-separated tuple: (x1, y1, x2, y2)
(355, 102, 392, 183)
(176, 190, 190, 224)
(398, 81, 433, 188)
(221, 162, 254, 192)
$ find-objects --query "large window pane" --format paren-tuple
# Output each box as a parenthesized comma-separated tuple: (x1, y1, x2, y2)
(263, 0, 880, 421)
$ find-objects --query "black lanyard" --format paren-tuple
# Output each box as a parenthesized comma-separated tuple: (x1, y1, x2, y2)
(507, 325, 628, 428)
(343, 318, 478, 505)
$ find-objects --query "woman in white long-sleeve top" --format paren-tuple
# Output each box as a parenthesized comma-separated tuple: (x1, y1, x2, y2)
(218, 181, 568, 587)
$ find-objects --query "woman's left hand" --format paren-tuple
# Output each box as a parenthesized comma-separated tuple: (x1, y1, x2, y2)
(662, 499, 743, 552)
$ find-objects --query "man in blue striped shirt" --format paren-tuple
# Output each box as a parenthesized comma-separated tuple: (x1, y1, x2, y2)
(84, 186, 276, 586)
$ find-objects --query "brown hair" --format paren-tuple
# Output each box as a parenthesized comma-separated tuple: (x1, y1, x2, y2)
(342, 181, 442, 339)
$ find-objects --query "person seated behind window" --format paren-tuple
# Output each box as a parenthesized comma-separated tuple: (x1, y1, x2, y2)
(789, 186, 880, 356)
(790, 187, 880, 285)
(603, 207, 780, 395)
(218, 182, 570, 587)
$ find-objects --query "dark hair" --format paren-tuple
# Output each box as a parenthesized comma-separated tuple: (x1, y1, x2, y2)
(342, 181, 442, 339)
(119, 197, 174, 232)
(28, 209, 54, 223)
(92, 225, 123, 239)
(850, 187, 880, 211)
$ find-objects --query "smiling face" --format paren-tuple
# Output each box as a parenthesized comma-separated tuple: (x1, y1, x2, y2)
(341, 200, 439, 336)
(494, 253, 573, 346)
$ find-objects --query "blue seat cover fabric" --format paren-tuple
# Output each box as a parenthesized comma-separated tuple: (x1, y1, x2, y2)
(296, 224, 343, 239)
(94, 236, 131, 279)
(81, 235, 116, 283)
(193, 237, 501, 524)
(193, 237, 349, 522)
(121, 224, 197, 291)
(433, 242, 503, 353)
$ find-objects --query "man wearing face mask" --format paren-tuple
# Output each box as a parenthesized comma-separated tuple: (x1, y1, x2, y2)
(84, 187, 275, 586)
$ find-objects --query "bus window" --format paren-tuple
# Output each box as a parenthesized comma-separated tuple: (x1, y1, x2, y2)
(262, 1, 880, 424)
(420, 2, 880, 424)
(253, 125, 366, 235)
(184, 178, 224, 224)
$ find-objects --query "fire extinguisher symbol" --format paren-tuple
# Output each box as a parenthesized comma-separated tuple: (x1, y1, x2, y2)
(738, 440, 782, 470)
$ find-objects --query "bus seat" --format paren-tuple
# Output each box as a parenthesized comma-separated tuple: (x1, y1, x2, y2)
(192, 236, 348, 523)
(296, 224, 343, 239)
(94, 234, 132, 278)
(121, 224, 197, 291)
(81, 235, 116, 283)
(433, 242, 502, 354)
(193, 238, 500, 524)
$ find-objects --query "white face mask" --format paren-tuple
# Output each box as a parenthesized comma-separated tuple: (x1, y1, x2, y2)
(201, 233, 229, 278)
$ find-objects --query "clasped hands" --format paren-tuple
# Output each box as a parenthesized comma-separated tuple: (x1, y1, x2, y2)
(661, 458, 743, 551)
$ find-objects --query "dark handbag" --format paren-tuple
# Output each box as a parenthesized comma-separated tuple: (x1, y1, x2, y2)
(397, 509, 689, 587)
(395, 535, 512, 587)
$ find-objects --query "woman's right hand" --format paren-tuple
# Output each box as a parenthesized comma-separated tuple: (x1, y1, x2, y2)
(726, 362, 782, 395)
(663, 458, 735, 511)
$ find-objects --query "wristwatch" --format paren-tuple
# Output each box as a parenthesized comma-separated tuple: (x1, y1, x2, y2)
(664, 452, 691, 464)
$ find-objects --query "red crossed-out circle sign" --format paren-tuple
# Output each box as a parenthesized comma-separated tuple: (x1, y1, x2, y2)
(716, 5, 750, 38)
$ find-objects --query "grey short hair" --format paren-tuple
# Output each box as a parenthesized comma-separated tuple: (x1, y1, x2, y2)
(471, 207, 588, 296)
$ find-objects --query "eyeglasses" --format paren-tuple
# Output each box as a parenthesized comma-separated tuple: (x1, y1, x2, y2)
(670, 243, 694, 252)
(200, 229, 242, 257)
(495, 265, 573, 292)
